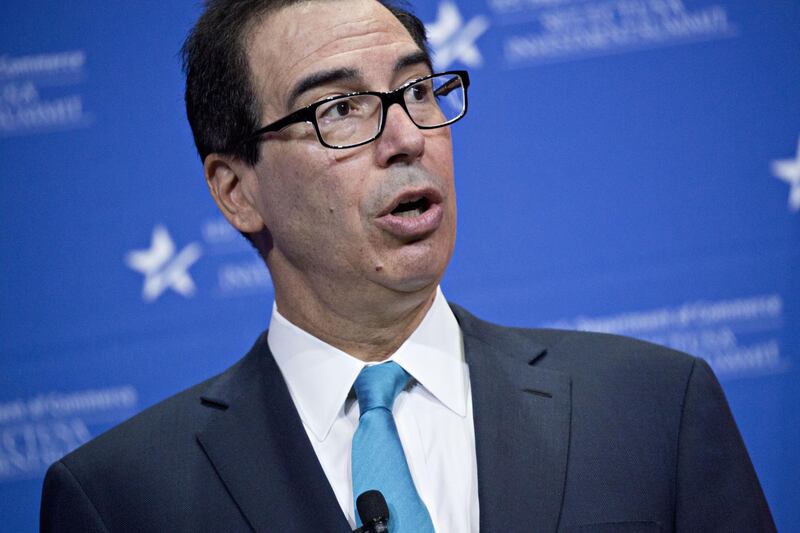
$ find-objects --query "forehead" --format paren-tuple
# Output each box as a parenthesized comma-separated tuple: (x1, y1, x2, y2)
(246, 0, 421, 112)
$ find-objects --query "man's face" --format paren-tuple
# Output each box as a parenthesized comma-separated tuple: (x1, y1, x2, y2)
(243, 0, 457, 307)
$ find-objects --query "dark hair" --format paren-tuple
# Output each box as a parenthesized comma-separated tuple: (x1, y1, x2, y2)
(181, 0, 430, 166)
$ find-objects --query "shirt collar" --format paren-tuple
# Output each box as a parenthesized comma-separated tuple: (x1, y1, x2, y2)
(267, 287, 467, 442)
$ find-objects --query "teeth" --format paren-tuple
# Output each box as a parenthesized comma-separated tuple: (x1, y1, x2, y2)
(390, 195, 430, 217)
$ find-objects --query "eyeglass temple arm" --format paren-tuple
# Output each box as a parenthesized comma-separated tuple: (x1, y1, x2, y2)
(237, 106, 312, 147)
(433, 71, 470, 98)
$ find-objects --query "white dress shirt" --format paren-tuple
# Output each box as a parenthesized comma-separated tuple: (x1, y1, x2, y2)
(268, 287, 479, 532)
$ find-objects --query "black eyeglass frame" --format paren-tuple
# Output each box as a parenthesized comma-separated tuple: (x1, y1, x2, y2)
(236, 70, 470, 150)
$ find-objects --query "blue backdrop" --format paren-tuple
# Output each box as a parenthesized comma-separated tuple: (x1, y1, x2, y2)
(1, 1, 798, 530)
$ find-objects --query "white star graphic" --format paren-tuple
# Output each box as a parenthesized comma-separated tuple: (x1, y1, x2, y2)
(125, 225, 202, 302)
(426, 1, 489, 70)
(771, 136, 800, 212)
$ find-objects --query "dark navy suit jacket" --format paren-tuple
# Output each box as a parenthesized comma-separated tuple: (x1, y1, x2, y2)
(40, 305, 775, 532)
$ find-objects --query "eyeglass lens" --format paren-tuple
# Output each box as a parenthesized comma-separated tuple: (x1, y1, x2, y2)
(314, 73, 466, 148)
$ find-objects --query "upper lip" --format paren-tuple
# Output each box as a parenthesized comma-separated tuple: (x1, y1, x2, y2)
(377, 187, 443, 217)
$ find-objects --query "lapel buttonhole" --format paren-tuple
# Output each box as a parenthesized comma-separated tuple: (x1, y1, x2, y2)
(523, 388, 553, 398)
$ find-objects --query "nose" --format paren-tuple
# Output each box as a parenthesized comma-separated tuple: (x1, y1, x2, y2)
(374, 102, 425, 167)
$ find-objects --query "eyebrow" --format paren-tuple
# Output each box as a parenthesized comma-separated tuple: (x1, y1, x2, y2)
(394, 50, 432, 73)
(286, 67, 361, 112)
(285, 50, 433, 111)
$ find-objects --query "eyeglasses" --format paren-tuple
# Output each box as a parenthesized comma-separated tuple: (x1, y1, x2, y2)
(238, 70, 470, 150)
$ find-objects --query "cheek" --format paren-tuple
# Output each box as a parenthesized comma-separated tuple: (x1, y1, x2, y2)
(252, 156, 313, 238)
(266, 148, 367, 240)
(426, 130, 455, 176)
(310, 151, 353, 214)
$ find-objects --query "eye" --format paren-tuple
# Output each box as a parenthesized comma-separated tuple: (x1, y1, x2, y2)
(318, 97, 359, 121)
(316, 94, 379, 126)
(409, 84, 429, 102)
(334, 101, 351, 116)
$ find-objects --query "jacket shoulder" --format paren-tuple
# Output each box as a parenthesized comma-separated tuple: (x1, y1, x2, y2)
(53, 335, 260, 477)
(451, 302, 697, 378)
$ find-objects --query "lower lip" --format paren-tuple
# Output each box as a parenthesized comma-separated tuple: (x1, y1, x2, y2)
(375, 203, 444, 240)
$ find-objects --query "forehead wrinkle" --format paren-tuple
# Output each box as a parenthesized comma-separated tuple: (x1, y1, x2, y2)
(298, 29, 398, 68)
(275, 1, 412, 71)
(298, 40, 413, 77)
(284, 20, 413, 77)
(279, 41, 417, 114)
(272, 3, 408, 67)
(247, 0, 417, 120)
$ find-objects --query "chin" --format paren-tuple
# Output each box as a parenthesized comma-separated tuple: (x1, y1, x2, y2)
(368, 230, 454, 294)
(373, 256, 448, 295)
(386, 274, 440, 294)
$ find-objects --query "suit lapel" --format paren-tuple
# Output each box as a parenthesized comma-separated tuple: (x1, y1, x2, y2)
(193, 307, 571, 531)
(195, 333, 351, 532)
(454, 306, 572, 533)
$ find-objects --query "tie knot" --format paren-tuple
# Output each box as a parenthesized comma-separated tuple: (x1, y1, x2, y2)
(354, 361, 410, 415)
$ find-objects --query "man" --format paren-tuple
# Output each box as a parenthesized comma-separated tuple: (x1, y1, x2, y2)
(41, 0, 775, 531)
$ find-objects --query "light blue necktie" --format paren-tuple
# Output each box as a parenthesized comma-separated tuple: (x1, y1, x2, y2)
(351, 362, 435, 532)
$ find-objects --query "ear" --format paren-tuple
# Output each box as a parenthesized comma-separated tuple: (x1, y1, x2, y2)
(203, 153, 265, 234)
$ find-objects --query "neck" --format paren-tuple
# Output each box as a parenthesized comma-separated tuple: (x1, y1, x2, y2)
(272, 280, 438, 362)
(265, 237, 446, 361)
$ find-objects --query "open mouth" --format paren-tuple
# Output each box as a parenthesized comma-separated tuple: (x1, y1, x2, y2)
(391, 196, 431, 218)
(374, 187, 444, 240)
